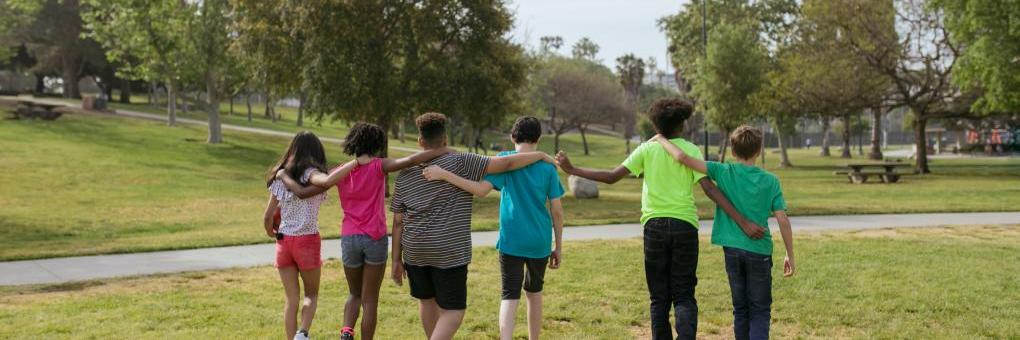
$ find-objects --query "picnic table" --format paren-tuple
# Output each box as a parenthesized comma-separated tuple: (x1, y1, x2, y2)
(834, 163, 915, 184)
(12, 100, 64, 120)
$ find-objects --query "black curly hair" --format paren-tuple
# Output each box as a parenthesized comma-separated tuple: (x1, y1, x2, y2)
(510, 116, 542, 144)
(343, 122, 388, 157)
(647, 98, 693, 138)
(416, 112, 447, 147)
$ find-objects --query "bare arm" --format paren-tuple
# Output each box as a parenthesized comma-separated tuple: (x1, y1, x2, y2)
(309, 160, 358, 187)
(699, 177, 766, 239)
(421, 165, 494, 197)
(390, 213, 406, 286)
(262, 195, 280, 239)
(485, 152, 554, 174)
(382, 147, 454, 173)
(556, 151, 630, 184)
(276, 169, 330, 199)
(549, 198, 564, 269)
(654, 135, 707, 174)
(774, 210, 795, 277)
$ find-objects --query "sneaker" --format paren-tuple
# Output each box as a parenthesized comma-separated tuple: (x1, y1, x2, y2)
(340, 326, 355, 340)
(294, 329, 310, 340)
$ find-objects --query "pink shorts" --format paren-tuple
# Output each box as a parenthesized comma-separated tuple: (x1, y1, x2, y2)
(275, 233, 322, 271)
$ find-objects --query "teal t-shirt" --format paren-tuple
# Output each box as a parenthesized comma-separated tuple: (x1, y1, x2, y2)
(706, 161, 787, 255)
(484, 151, 566, 259)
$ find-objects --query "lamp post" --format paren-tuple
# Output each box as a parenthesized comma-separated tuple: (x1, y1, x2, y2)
(701, 0, 709, 157)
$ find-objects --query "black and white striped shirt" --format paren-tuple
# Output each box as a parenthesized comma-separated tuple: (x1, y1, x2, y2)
(391, 152, 490, 268)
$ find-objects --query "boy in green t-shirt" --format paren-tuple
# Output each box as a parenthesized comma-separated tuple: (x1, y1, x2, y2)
(654, 125, 795, 340)
(556, 99, 764, 340)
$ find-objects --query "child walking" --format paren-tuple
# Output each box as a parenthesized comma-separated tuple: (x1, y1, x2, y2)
(278, 123, 451, 340)
(654, 126, 794, 340)
(421, 116, 565, 340)
(555, 99, 763, 340)
(263, 131, 329, 340)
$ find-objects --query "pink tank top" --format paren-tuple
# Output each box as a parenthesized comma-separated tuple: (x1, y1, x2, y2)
(337, 158, 388, 240)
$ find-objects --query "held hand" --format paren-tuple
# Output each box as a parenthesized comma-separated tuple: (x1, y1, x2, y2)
(555, 151, 574, 173)
(275, 168, 286, 180)
(741, 222, 767, 240)
(549, 248, 561, 269)
(421, 165, 449, 181)
(783, 256, 795, 277)
(265, 227, 276, 239)
(391, 262, 406, 286)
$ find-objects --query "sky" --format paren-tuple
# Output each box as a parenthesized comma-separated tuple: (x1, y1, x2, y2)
(508, 0, 690, 71)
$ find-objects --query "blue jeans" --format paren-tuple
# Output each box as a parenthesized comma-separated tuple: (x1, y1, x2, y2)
(643, 217, 699, 340)
(723, 247, 773, 340)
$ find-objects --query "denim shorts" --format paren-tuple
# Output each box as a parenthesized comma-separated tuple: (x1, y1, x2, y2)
(341, 234, 388, 268)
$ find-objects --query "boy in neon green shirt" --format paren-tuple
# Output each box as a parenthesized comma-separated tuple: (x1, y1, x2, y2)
(556, 98, 764, 340)
(654, 125, 795, 340)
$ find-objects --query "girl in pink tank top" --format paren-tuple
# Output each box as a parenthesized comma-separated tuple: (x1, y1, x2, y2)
(278, 123, 450, 340)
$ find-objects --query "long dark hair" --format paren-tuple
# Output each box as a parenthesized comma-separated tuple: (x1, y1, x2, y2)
(266, 131, 327, 187)
(343, 122, 387, 157)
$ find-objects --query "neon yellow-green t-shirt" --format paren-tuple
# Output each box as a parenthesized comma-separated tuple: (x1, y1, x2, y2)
(622, 138, 706, 227)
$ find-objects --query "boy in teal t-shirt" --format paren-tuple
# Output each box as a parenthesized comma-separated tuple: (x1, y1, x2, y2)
(421, 116, 564, 340)
(556, 99, 764, 340)
(654, 125, 795, 340)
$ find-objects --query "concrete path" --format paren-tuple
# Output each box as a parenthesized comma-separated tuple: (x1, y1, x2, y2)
(2, 212, 1017, 286)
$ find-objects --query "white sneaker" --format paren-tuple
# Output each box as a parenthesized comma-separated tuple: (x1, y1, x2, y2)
(293, 330, 310, 340)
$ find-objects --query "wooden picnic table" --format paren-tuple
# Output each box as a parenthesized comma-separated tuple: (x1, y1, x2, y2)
(835, 163, 914, 184)
(13, 100, 64, 120)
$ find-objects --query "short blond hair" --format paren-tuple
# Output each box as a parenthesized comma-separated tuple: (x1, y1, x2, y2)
(730, 125, 763, 160)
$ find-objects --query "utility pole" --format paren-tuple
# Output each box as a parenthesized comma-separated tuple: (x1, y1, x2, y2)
(701, 0, 710, 157)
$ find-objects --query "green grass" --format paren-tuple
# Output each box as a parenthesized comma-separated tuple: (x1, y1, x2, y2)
(1, 226, 1017, 338)
(2, 109, 1020, 260)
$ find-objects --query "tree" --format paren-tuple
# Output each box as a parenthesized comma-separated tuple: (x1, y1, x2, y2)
(936, 0, 1020, 114)
(84, 0, 191, 126)
(571, 37, 599, 61)
(823, 0, 964, 173)
(545, 59, 626, 155)
(190, 0, 233, 144)
(693, 22, 768, 161)
(232, 1, 306, 127)
(539, 35, 563, 54)
(616, 53, 645, 153)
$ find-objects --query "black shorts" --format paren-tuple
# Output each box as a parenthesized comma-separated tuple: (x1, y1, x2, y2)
(500, 253, 549, 300)
(404, 263, 468, 310)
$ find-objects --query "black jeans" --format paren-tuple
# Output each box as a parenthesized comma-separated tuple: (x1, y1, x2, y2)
(643, 217, 699, 340)
(723, 247, 773, 340)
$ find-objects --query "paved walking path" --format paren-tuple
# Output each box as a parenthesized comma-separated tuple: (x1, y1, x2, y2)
(2, 212, 1017, 286)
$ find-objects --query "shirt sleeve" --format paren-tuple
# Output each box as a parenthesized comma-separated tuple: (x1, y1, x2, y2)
(484, 173, 506, 191)
(547, 167, 566, 199)
(621, 144, 645, 176)
(705, 161, 724, 181)
(389, 172, 406, 213)
(461, 153, 491, 181)
(771, 178, 788, 212)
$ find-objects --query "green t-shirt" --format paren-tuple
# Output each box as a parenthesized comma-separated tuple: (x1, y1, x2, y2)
(622, 138, 706, 227)
(706, 161, 787, 255)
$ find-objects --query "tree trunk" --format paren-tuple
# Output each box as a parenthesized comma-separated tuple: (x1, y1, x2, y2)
(34, 74, 45, 94)
(820, 119, 832, 156)
(554, 132, 562, 153)
(61, 54, 81, 99)
(206, 72, 222, 144)
(167, 80, 177, 127)
(775, 122, 792, 167)
(914, 115, 930, 174)
(718, 128, 730, 162)
(246, 93, 253, 122)
(840, 113, 852, 158)
(399, 115, 406, 144)
(119, 78, 130, 103)
(580, 127, 590, 155)
(869, 107, 883, 160)
(296, 92, 305, 127)
(228, 95, 234, 116)
(148, 81, 156, 106)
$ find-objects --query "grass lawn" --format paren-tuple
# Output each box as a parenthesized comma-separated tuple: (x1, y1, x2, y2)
(3, 109, 1020, 260)
(0, 225, 1017, 339)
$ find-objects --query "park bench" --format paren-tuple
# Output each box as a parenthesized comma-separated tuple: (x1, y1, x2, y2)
(834, 163, 915, 184)
(13, 100, 64, 120)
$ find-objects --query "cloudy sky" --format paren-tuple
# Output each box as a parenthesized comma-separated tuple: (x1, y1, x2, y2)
(508, 0, 690, 70)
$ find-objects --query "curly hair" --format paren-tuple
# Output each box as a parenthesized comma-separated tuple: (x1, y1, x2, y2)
(510, 116, 542, 144)
(343, 122, 387, 157)
(729, 125, 763, 160)
(415, 112, 447, 145)
(647, 98, 693, 138)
